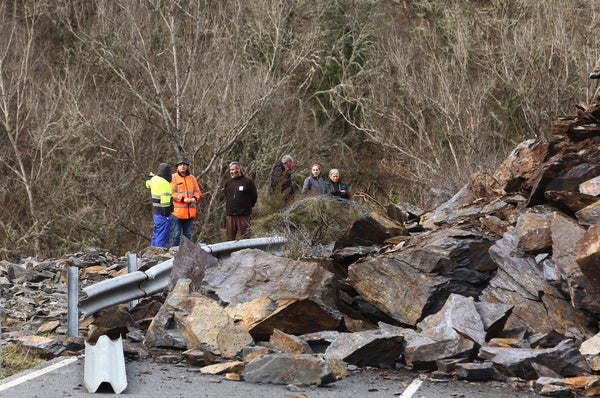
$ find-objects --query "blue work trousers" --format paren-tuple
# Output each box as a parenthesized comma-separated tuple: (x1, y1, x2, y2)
(171, 216, 194, 247)
(151, 214, 171, 248)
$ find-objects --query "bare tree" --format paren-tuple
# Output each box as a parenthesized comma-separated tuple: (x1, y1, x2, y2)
(1, 0, 599, 258)
(0, 1, 68, 257)
(55, 0, 307, 244)
(320, 0, 600, 207)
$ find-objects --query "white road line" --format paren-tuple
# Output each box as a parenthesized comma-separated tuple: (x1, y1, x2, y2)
(0, 356, 79, 392)
(399, 377, 424, 398)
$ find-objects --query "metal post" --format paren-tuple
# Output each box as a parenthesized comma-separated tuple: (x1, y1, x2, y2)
(67, 266, 79, 336)
(127, 253, 139, 309)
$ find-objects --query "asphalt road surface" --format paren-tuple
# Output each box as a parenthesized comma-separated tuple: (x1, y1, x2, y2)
(0, 356, 542, 398)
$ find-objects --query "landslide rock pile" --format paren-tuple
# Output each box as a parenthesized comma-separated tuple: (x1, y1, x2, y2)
(1, 101, 599, 396)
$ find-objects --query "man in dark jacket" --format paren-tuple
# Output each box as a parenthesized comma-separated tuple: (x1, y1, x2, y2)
(224, 162, 258, 240)
(270, 154, 294, 201)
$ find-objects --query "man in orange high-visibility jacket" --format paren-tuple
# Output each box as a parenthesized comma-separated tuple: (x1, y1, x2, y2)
(170, 155, 202, 247)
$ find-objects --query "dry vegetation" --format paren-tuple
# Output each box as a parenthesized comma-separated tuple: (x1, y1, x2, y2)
(0, 345, 44, 379)
(0, 0, 599, 259)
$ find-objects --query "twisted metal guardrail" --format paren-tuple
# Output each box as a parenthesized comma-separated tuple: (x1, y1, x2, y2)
(78, 237, 287, 316)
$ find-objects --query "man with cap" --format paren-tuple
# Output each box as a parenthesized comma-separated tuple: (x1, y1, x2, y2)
(170, 155, 202, 247)
(145, 162, 174, 248)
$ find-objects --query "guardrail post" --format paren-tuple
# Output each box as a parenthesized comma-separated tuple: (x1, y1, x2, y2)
(67, 266, 79, 336)
(127, 253, 139, 309)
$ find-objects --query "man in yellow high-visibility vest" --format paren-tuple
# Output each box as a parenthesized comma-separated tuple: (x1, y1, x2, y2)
(145, 163, 173, 248)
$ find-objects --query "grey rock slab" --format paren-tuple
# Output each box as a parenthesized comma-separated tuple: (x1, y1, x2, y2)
(324, 329, 404, 368)
(243, 353, 336, 386)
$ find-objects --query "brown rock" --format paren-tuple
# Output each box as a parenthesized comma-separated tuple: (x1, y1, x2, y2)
(242, 345, 270, 363)
(491, 139, 548, 195)
(586, 356, 600, 372)
(528, 148, 599, 207)
(514, 211, 553, 254)
(580, 175, 600, 196)
(174, 294, 253, 358)
(199, 361, 244, 375)
(576, 200, 600, 226)
(545, 190, 598, 213)
(80, 265, 108, 276)
(551, 212, 600, 314)
(538, 383, 573, 397)
(87, 304, 136, 343)
(479, 215, 511, 237)
(269, 328, 313, 354)
(246, 299, 343, 340)
(129, 298, 163, 330)
(36, 320, 60, 334)
(225, 373, 241, 381)
(487, 338, 529, 348)
(577, 223, 600, 291)
(182, 347, 216, 366)
(561, 375, 600, 391)
(16, 335, 65, 359)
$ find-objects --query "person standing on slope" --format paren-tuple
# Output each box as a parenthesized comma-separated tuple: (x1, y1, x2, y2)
(224, 161, 258, 241)
(146, 162, 174, 248)
(302, 163, 327, 195)
(270, 154, 295, 202)
(325, 168, 351, 199)
(170, 155, 202, 247)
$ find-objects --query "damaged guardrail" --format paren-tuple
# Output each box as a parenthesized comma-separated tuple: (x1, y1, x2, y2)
(79, 236, 287, 316)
